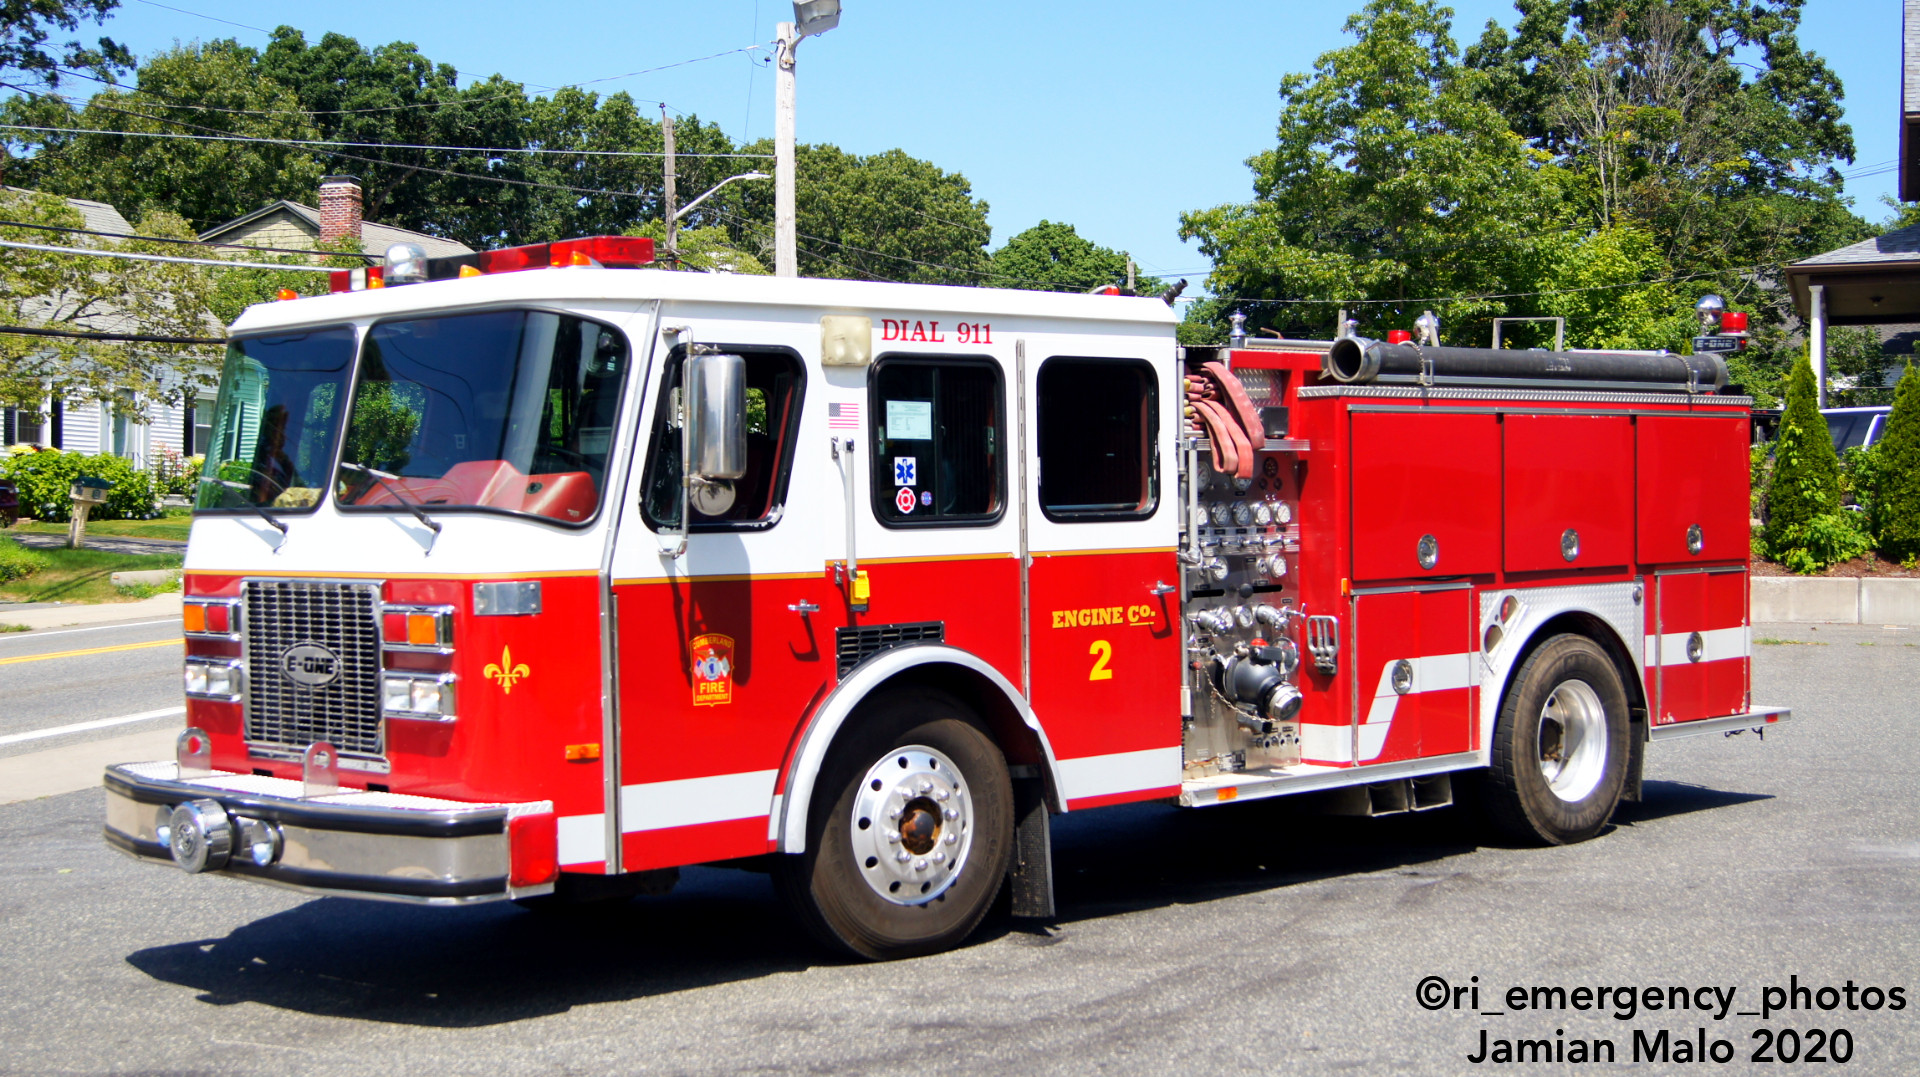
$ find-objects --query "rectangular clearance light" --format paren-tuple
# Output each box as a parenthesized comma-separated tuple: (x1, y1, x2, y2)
(382, 673, 457, 721)
(327, 265, 386, 293)
(380, 606, 454, 651)
(183, 598, 240, 639)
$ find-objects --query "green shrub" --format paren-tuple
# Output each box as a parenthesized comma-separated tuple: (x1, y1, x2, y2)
(1762, 351, 1843, 559)
(1873, 360, 1920, 563)
(0, 536, 50, 582)
(1771, 511, 1873, 575)
(0, 449, 160, 522)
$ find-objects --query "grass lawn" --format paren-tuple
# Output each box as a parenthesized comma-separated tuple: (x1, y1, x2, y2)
(6, 515, 191, 542)
(0, 543, 183, 605)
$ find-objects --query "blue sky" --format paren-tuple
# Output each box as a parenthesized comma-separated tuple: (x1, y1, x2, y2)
(69, 0, 1906, 286)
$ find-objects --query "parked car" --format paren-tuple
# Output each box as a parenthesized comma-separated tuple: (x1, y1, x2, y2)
(1823, 406, 1891, 452)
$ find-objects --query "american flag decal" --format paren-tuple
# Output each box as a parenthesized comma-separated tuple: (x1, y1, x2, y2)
(827, 401, 860, 429)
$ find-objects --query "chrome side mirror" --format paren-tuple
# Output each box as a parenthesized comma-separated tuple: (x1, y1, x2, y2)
(683, 352, 746, 517)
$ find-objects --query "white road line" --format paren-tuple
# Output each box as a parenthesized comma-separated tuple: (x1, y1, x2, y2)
(0, 706, 186, 747)
(0, 619, 177, 641)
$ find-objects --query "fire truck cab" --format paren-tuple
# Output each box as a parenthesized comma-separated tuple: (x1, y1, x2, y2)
(104, 238, 1787, 960)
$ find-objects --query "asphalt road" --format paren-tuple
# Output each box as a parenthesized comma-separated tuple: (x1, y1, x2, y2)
(0, 618, 183, 751)
(0, 622, 1914, 1076)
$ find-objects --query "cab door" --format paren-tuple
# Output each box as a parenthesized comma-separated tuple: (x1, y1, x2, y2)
(1021, 349, 1181, 809)
(604, 329, 830, 874)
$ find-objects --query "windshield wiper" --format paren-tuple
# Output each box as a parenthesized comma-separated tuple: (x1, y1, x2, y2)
(197, 476, 289, 536)
(339, 462, 443, 540)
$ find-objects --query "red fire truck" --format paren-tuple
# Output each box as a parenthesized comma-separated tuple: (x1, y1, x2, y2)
(103, 236, 1787, 960)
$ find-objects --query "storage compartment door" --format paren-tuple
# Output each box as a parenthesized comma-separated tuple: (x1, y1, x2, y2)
(1350, 586, 1477, 764)
(1350, 411, 1501, 582)
(1652, 568, 1750, 725)
(1503, 414, 1634, 573)
(1636, 415, 1750, 564)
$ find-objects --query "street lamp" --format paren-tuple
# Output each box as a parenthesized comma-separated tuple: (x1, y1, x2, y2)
(667, 172, 770, 264)
(775, 0, 841, 277)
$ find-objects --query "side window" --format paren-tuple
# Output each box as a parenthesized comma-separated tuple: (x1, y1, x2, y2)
(641, 344, 806, 530)
(870, 356, 1003, 527)
(1036, 357, 1158, 521)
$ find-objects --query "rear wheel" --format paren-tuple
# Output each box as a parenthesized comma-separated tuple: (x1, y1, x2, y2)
(775, 689, 1012, 960)
(1485, 634, 1630, 845)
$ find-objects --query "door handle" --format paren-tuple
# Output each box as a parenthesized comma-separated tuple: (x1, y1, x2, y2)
(1149, 581, 1177, 596)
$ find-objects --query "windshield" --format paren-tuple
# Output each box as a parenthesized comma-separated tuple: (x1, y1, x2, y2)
(196, 327, 357, 512)
(336, 310, 629, 526)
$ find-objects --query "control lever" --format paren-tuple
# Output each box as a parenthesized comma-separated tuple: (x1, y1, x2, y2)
(1306, 615, 1340, 675)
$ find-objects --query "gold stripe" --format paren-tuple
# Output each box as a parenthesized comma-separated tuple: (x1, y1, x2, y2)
(0, 638, 182, 666)
(1030, 546, 1178, 559)
(613, 570, 822, 586)
(611, 552, 1017, 587)
(855, 552, 1013, 565)
(186, 569, 602, 582)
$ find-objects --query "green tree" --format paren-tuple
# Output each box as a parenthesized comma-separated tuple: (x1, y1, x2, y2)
(0, 189, 221, 412)
(258, 28, 533, 248)
(1180, 0, 1567, 342)
(0, 0, 128, 90)
(2, 39, 323, 230)
(626, 222, 767, 275)
(728, 142, 991, 284)
(1467, 0, 1871, 386)
(1763, 350, 1853, 569)
(1872, 361, 1920, 563)
(989, 219, 1163, 295)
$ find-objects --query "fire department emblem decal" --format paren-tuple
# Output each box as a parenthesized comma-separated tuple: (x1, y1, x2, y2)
(690, 633, 735, 706)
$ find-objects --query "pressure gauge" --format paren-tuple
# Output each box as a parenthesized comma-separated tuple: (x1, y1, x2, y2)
(1267, 555, 1288, 578)
(1235, 605, 1256, 629)
(1209, 502, 1232, 527)
(1274, 502, 1293, 525)
(1234, 475, 1254, 494)
(1206, 557, 1229, 581)
(1253, 502, 1273, 526)
(1233, 502, 1255, 527)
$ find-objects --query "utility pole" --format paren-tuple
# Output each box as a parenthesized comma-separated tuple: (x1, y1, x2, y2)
(1126, 256, 1135, 294)
(661, 107, 678, 267)
(773, 2, 841, 278)
(774, 22, 799, 277)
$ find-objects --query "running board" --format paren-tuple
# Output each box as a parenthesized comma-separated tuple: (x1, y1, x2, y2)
(1648, 706, 1790, 742)
(1179, 752, 1481, 808)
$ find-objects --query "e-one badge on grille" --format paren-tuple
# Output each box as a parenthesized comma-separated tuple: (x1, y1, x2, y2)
(281, 643, 341, 687)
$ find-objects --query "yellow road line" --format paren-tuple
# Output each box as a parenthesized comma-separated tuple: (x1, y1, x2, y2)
(0, 637, 182, 666)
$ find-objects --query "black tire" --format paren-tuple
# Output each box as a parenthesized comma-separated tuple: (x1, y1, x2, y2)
(774, 688, 1013, 961)
(1484, 633, 1630, 845)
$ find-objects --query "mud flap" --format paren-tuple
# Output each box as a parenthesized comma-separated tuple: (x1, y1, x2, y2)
(1008, 777, 1054, 919)
(1622, 710, 1647, 804)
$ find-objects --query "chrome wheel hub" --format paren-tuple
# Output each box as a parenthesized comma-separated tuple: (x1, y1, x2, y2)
(850, 744, 974, 905)
(1536, 679, 1607, 803)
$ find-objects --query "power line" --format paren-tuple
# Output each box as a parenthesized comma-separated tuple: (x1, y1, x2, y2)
(46, 43, 766, 117)
(0, 238, 336, 272)
(1213, 264, 1770, 308)
(0, 323, 226, 346)
(0, 217, 380, 260)
(0, 123, 775, 159)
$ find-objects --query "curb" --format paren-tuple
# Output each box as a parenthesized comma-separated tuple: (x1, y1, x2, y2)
(1752, 576, 1920, 625)
(0, 592, 182, 631)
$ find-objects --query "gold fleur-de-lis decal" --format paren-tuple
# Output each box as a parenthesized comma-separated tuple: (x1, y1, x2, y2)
(484, 646, 531, 694)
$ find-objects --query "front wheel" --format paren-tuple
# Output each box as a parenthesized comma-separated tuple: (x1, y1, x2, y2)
(775, 689, 1012, 960)
(1484, 634, 1630, 845)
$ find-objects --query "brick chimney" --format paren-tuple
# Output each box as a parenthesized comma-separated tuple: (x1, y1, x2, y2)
(317, 175, 363, 246)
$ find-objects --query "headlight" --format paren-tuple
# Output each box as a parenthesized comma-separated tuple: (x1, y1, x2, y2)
(182, 659, 242, 701)
(382, 674, 457, 721)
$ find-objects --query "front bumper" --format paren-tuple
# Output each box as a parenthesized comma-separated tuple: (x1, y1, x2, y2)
(103, 762, 555, 905)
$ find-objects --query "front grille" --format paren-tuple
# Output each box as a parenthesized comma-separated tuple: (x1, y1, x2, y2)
(242, 580, 384, 757)
(836, 621, 944, 677)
